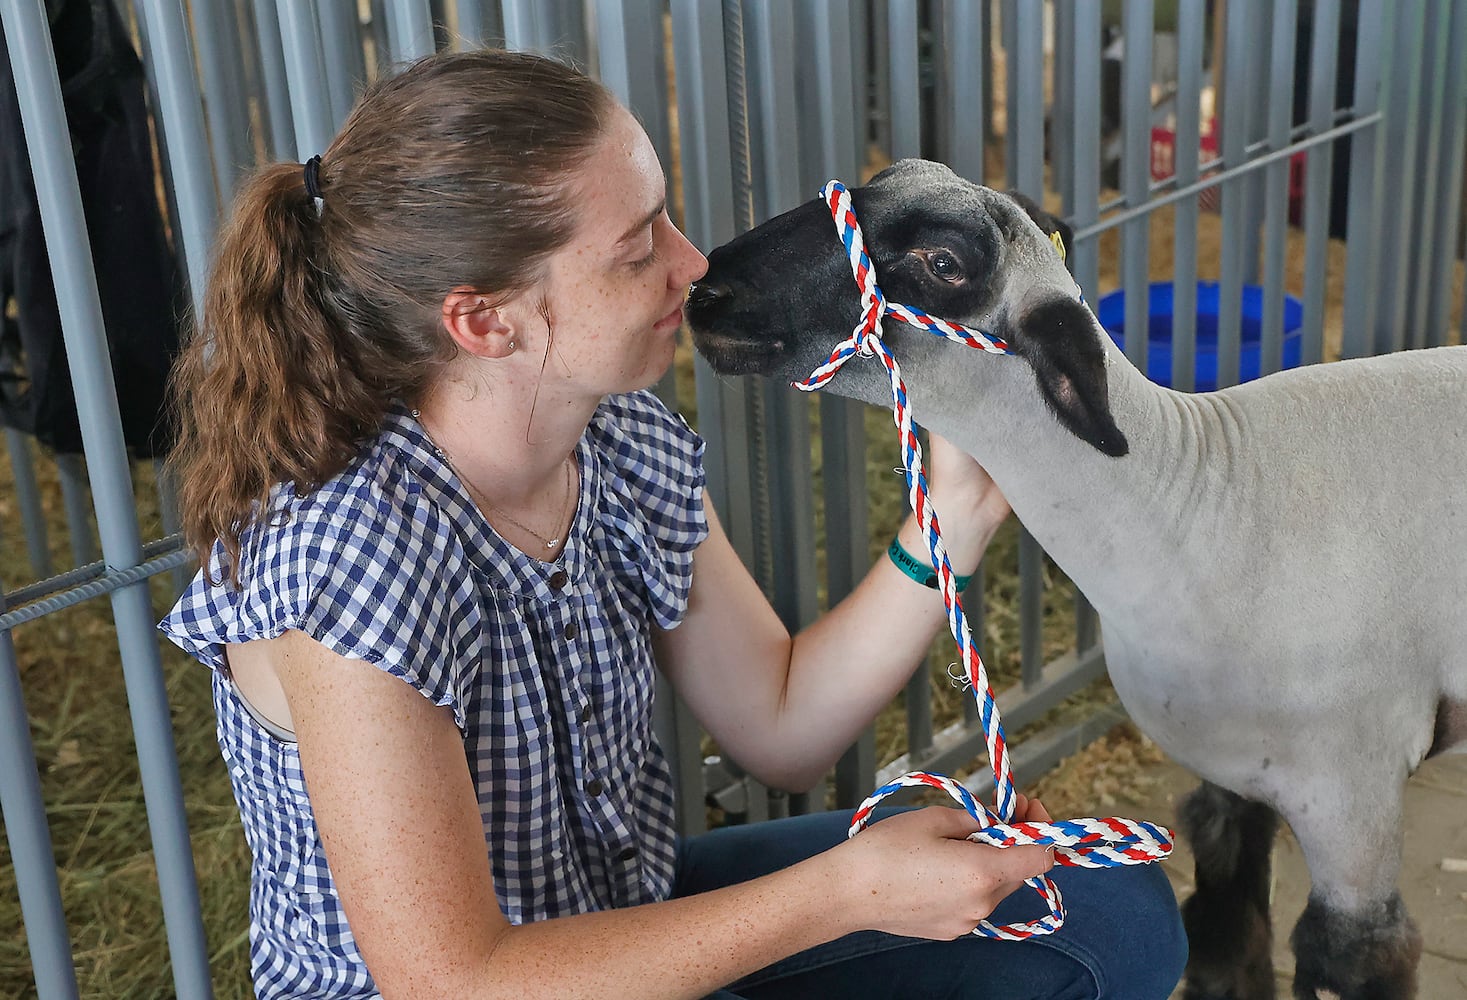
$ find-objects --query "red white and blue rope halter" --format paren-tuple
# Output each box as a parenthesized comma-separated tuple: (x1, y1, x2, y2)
(798, 179, 1173, 941)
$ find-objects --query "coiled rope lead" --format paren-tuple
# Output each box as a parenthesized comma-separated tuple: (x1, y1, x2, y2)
(794, 180, 1173, 940)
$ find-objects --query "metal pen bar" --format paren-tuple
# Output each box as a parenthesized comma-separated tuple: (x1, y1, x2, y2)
(690, 13, 753, 582)
(1407, 0, 1452, 348)
(1150, 105, 1359, 200)
(743, 5, 822, 783)
(715, 0, 774, 826)
(800, 0, 873, 805)
(501, 0, 547, 53)
(869, 0, 891, 157)
(387, 0, 436, 60)
(275, 0, 337, 158)
(250, 0, 297, 158)
(4, 534, 185, 615)
(1011, 0, 1042, 196)
(1216, 0, 1251, 388)
(1070, 113, 1382, 243)
(1001, 0, 1016, 184)
(1068, 0, 1101, 303)
(672, 0, 754, 570)
(887, 0, 920, 160)
(188, 0, 251, 203)
(135, 0, 220, 316)
(1169, 0, 1204, 393)
(946, 0, 986, 183)
(1259, 0, 1298, 377)
(876, 644, 1108, 786)
(746, 0, 819, 632)
(1425, 0, 1467, 347)
(1012, 0, 1045, 690)
(0, 596, 79, 1000)
(1, 2, 214, 995)
(1300, 0, 1341, 366)
(452, 0, 484, 47)
(1377, 0, 1426, 355)
(1052, 0, 1073, 210)
(4, 429, 53, 578)
(1120, 0, 1153, 372)
(745, 0, 802, 216)
(0, 549, 193, 633)
(721, 0, 776, 616)
(318, 0, 368, 128)
(654, 673, 708, 835)
(1238, 0, 1269, 283)
(54, 454, 97, 566)
(1340, 0, 1389, 359)
(887, 0, 928, 754)
(594, 0, 673, 171)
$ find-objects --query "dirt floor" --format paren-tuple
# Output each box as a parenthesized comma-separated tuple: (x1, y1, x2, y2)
(1116, 748, 1467, 998)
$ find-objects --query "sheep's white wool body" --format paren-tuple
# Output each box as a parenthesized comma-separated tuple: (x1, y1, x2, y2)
(687, 158, 1462, 994)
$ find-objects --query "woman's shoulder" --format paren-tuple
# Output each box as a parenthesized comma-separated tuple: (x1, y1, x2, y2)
(253, 423, 437, 565)
(162, 416, 481, 693)
(591, 389, 704, 492)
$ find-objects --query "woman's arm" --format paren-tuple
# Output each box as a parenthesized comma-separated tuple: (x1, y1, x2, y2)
(267, 629, 1051, 999)
(655, 434, 1011, 791)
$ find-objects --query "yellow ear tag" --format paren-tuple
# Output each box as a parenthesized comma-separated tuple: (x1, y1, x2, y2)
(1049, 230, 1066, 261)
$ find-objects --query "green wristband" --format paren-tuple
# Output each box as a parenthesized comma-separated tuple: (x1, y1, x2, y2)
(887, 536, 974, 592)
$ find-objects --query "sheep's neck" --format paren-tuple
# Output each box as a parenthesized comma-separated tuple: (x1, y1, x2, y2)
(903, 327, 1210, 635)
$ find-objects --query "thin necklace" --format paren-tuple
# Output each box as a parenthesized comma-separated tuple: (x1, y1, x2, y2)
(412, 409, 575, 550)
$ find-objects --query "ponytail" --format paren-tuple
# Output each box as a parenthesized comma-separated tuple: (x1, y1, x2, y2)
(168, 163, 445, 584)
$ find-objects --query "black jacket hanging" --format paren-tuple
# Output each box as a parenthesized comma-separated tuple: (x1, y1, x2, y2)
(0, 0, 185, 458)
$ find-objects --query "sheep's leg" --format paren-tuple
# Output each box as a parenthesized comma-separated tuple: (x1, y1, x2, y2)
(1286, 780, 1420, 1000)
(1177, 781, 1280, 1000)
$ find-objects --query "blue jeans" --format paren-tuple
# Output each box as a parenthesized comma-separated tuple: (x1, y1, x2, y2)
(674, 809, 1187, 1000)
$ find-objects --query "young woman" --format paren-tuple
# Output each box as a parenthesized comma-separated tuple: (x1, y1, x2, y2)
(162, 49, 1185, 1000)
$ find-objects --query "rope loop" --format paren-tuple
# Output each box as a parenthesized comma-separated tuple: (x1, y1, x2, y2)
(803, 179, 1172, 939)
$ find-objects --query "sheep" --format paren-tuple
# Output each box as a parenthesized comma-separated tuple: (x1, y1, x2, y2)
(684, 158, 1467, 1000)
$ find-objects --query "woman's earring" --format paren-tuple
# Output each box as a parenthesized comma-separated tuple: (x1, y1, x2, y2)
(507, 339, 516, 352)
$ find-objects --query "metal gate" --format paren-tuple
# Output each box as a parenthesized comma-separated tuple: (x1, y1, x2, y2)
(1, 1, 1463, 996)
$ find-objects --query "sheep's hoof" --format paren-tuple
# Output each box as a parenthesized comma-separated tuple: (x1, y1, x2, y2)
(1289, 893, 1421, 1000)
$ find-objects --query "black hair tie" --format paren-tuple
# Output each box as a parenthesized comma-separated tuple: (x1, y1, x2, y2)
(303, 155, 324, 202)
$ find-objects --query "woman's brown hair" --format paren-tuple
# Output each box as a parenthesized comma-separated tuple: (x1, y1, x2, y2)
(168, 49, 615, 583)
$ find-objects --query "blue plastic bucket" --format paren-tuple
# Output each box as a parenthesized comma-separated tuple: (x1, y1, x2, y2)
(1096, 281, 1303, 391)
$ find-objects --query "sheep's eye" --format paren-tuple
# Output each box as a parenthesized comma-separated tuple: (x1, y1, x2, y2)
(923, 250, 964, 283)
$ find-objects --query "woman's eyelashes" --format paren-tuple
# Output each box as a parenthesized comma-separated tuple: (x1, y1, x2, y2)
(628, 242, 660, 273)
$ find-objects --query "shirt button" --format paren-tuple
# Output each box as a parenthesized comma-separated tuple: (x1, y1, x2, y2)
(616, 846, 638, 863)
(579, 703, 593, 724)
(548, 570, 569, 590)
(585, 777, 605, 796)
(562, 621, 578, 641)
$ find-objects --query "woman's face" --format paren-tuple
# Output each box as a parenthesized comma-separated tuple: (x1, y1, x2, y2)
(528, 103, 708, 397)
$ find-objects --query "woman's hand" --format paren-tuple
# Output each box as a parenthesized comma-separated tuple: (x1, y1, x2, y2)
(832, 803, 1055, 941)
(924, 431, 1012, 531)
(900, 432, 1010, 577)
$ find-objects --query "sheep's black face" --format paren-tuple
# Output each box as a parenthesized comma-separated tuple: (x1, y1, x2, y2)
(688, 158, 1127, 457)
(688, 160, 1012, 382)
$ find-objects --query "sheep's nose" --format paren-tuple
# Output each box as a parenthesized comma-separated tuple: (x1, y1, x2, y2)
(686, 282, 731, 311)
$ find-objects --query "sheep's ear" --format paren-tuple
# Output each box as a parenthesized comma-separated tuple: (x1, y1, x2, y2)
(1005, 189, 1074, 272)
(1013, 296, 1129, 456)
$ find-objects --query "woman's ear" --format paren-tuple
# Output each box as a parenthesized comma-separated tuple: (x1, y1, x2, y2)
(441, 288, 517, 358)
(1004, 189, 1075, 272)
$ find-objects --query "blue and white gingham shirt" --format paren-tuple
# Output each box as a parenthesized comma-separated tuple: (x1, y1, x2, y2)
(161, 390, 707, 1000)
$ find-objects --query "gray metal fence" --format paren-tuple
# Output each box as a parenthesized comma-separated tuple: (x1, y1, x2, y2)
(2, 0, 1464, 995)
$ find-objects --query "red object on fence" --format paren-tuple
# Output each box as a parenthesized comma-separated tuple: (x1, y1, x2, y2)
(1151, 117, 1307, 222)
